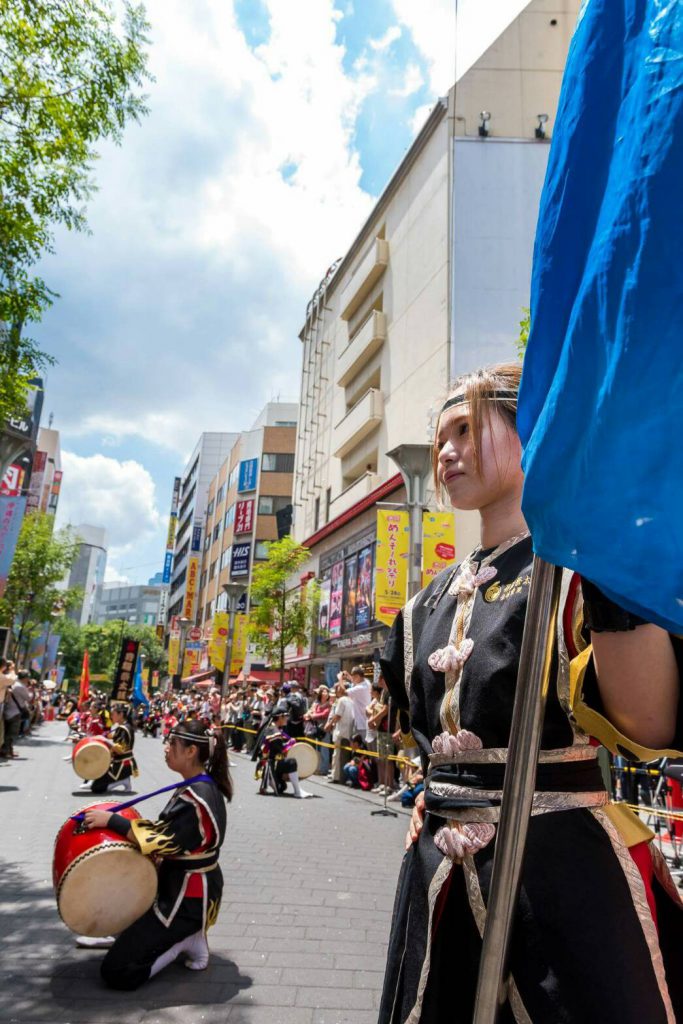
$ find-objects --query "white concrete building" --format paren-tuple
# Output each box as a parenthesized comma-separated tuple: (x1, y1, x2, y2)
(289, 0, 580, 683)
(93, 582, 163, 627)
(67, 524, 108, 627)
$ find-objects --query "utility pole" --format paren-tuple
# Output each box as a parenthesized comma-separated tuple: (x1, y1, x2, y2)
(220, 583, 244, 698)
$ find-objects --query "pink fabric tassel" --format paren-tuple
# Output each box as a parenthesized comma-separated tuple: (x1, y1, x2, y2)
(456, 564, 497, 597)
(427, 637, 474, 674)
(434, 822, 496, 861)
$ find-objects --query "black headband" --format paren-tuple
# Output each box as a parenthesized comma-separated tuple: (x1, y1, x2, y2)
(440, 390, 518, 416)
(170, 727, 209, 745)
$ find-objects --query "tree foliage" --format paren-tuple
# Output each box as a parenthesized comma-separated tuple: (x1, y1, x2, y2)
(0, 0, 151, 425)
(517, 307, 530, 361)
(247, 537, 318, 683)
(0, 511, 81, 658)
(58, 618, 166, 686)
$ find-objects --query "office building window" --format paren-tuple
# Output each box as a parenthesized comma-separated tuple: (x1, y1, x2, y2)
(209, 559, 217, 580)
(216, 483, 225, 504)
(213, 523, 220, 542)
(262, 452, 295, 473)
(325, 486, 331, 522)
(257, 495, 292, 515)
(207, 498, 215, 517)
(225, 505, 235, 528)
(314, 496, 320, 531)
(255, 541, 270, 560)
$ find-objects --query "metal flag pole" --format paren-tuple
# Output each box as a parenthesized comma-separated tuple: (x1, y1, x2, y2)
(472, 555, 563, 1023)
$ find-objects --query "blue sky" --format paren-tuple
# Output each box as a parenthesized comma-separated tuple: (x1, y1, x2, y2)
(43, 0, 529, 583)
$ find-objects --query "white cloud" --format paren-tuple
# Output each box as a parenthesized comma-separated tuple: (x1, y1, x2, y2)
(392, 0, 533, 94)
(369, 25, 401, 51)
(410, 101, 435, 136)
(56, 452, 163, 564)
(391, 62, 424, 98)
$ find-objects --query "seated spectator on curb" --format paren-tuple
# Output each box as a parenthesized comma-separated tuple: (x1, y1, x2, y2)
(388, 755, 425, 806)
(343, 735, 373, 789)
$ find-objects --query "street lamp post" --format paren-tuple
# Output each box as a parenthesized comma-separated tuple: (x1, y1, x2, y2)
(220, 583, 244, 698)
(177, 617, 191, 689)
(386, 444, 434, 600)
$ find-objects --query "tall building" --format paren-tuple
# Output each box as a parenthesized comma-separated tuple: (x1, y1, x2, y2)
(193, 402, 298, 678)
(28, 427, 63, 516)
(67, 524, 108, 626)
(167, 433, 239, 625)
(288, 1, 580, 685)
(93, 582, 163, 626)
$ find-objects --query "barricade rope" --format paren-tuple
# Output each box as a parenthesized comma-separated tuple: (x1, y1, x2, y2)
(214, 722, 416, 767)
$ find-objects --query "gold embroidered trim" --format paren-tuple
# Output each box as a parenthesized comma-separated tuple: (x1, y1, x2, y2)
(403, 595, 417, 699)
(462, 854, 532, 1024)
(426, 782, 608, 820)
(428, 744, 597, 768)
(404, 858, 453, 1024)
(591, 808, 675, 1024)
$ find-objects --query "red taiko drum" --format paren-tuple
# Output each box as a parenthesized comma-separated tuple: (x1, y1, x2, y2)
(53, 803, 157, 936)
(72, 736, 111, 780)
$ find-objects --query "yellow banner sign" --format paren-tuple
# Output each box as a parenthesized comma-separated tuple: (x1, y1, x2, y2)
(167, 634, 180, 675)
(374, 509, 410, 627)
(230, 613, 249, 675)
(422, 511, 456, 589)
(209, 611, 229, 671)
(183, 555, 200, 620)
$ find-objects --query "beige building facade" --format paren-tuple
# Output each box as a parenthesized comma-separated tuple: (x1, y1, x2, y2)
(289, 1, 580, 684)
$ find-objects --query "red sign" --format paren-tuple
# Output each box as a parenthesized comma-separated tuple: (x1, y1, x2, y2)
(234, 499, 254, 535)
(189, 626, 202, 642)
(0, 464, 23, 497)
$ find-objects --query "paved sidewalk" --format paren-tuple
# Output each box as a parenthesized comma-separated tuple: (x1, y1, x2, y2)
(0, 721, 410, 1024)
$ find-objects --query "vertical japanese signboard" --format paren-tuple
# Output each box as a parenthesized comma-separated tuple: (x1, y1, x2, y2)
(162, 476, 181, 585)
(421, 512, 456, 589)
(234, 499, 254, 535)
(183, 555, 200, 620)
(168, 632, 180, 675)
(230, 542, 251, 578)
(328, 560, 344, 638)
(26, 450, 47, 511)
(237, 458, 258, 493)
(375, 509, 410, 627)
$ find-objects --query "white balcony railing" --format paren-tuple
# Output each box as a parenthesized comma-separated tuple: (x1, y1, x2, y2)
(336, 310, 387, 388)
(339, 238, 389, 322)
(329, 472, 380, 519)
(332, 388, 384, 459)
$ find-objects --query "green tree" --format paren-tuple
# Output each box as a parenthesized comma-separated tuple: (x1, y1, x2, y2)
(0, 511, 81, 659)
(247, 537, 318, 684)
(517, 308, 530, 361)
(59, 619, 166, 687)
(0, 0, 151, 429)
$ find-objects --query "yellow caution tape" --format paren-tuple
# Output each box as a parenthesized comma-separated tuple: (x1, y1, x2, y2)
(218, 722, 414, 766)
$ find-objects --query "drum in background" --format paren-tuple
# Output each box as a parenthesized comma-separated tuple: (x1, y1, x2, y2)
(72, 736, 111, 780)
(289, 741, 320, 780)
(53, 803, 156, 937)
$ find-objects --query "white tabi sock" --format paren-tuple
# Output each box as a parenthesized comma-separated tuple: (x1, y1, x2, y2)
(288, 771, 313, 799)
(149, 930, 209, 977)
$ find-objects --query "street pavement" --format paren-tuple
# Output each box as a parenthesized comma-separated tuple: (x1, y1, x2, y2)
(0, 721, 410, 1024)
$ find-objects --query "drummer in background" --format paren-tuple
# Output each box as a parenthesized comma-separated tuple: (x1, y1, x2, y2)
(81, 703, 138, 793)
(258, 708, 312, 798)
(81, 720, 232, 989)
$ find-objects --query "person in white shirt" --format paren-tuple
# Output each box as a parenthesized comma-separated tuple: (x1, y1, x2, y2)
(345, 666, 371, 734)
(328, 681, 355, 783)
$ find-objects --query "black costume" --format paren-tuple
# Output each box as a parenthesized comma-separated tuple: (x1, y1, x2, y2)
(91, 722, 137, 793)
(380, 534, 683, 1024)
(101, 777, 226, 989)
(258, 725, 297, 793)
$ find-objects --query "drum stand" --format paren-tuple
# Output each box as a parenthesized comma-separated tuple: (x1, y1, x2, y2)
(259, 760, 280, 797)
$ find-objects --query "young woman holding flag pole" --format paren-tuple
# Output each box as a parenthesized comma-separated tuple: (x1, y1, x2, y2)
(378, 363, 682, 1024)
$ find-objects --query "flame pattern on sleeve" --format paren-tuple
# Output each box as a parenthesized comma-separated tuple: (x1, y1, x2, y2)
(130, 819, 185, 857)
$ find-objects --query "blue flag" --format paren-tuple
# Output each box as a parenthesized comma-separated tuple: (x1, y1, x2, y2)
(132, 658, 149, 708)
(518, 0, 683, 633)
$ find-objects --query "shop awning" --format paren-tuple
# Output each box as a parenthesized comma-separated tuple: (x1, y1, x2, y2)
(180, 669, 217, 687)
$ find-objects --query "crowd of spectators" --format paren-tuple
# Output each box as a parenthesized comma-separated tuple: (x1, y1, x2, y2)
(0, 658, 423, 805)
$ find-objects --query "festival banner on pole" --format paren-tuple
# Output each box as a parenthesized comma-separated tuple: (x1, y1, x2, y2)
(167, 633, 180, 675)
(0, 495, 27, 599)
(421, 512, 456, 589)
(374, 509, 410, 627)
(328, 561, 344, 638)
(230, 614, 249, 675)
(209, 611, 229, 671)
(183, 642, 201, 679)
(111, 639, 140, 702)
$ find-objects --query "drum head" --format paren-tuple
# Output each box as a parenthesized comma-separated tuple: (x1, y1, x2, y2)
(73, 741, 111, 780)
(289, 741, 320, 780)
(57, 846, 156, 936)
